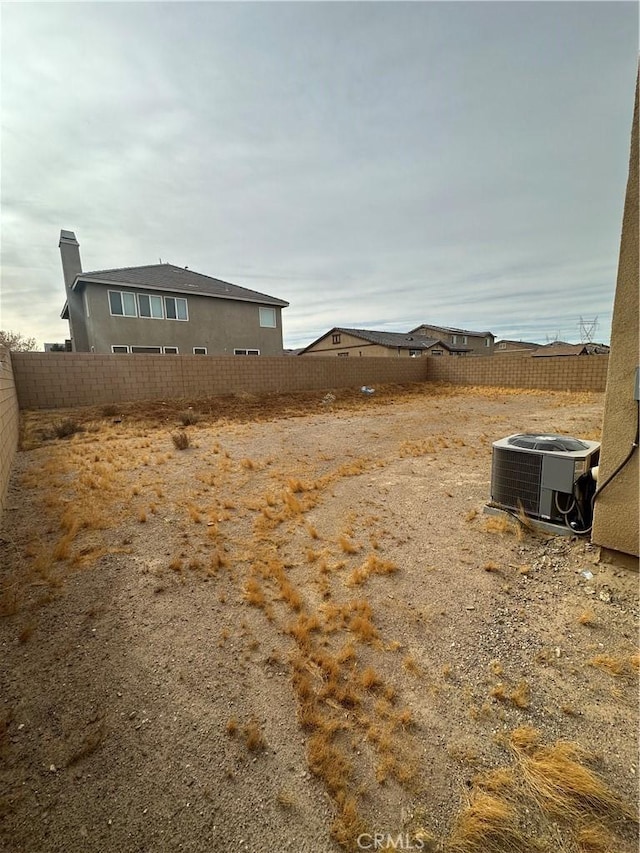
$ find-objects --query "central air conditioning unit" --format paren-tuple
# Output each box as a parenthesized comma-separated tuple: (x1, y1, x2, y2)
(490, 434, 600, 526)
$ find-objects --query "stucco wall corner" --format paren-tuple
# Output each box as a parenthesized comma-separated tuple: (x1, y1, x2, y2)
(591, 70, 640, 559)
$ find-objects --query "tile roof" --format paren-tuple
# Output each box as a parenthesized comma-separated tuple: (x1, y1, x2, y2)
(495, 339, 541, 348)
(338, 328, 441, 349)
(72, 264, 288, 307)
(532, 343, 610, 357)
(409, 323, 493, 337)
(300, 327, 471, 353)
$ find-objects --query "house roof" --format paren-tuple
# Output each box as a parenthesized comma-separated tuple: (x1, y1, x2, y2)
(299, 327, 471, 354)
(70, 264, 289, 308)
(531, 342, 610, 357)
(495, 339, 541, 348)
(409, 323, 493, 338)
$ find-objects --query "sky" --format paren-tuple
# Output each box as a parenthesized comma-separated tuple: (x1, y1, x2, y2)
(1, 1, 637, 350)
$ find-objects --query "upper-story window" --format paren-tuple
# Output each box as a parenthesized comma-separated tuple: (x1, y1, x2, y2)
(259, 307, 276, 328)
(109, 290, 137, 317)
(485, 337, 491, 347)
(451, 334, 457, 344)
(138, 293, 164, 319)
(461, 335, 468, 344)
(165, 296, 188, 321)
(332, 333, 341, 344)
(498, 342, 506, 350)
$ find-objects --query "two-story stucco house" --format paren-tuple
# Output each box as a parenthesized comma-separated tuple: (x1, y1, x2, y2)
(59, 231, 289, 355)
(410, 324, 495, 355)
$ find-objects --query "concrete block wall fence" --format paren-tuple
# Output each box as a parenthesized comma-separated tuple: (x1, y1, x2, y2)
(426, 353, 609, 392)
(0, 348, 19, 519)
(9, 352, 609, 412)
(10, 353, 430, 410)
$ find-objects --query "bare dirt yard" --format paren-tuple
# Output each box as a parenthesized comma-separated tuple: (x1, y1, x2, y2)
(0, 382, 638, 853)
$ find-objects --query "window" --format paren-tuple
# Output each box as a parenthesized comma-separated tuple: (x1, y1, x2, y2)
(332, 333, 341, 345)
(234, 348, 260, 356)
(409, 350, 422, 357)
(451, 334, 457, 344)
(164, 296, 188, 321)
(131, 346, 162, 354)
(498, 342, 506, 350)
(337, 352, 349, 357)
(109, 290, 137, 317)
(111, 345, 129, 354)
(259, 307, 276, 328)
(138, 293, 164, 319)
(461, 335, 468, 344)
(193, 347, 207, 355)
(83, 290, 90, 318)
(163, 346, 179, 354)
(485, 337, 491, 347)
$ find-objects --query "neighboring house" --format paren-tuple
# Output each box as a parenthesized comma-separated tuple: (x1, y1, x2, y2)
(59, 231, 289, 355)
(494, 339, 540, 353)
(531, 342, 610, 357)
(410, 324, 494, 355)
(298, 327, 467, 357)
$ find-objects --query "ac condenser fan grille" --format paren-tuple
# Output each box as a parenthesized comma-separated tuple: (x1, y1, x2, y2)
(491, 447, 542, 514)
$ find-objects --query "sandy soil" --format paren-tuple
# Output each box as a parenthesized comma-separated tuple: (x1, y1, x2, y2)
(0, 383, 637, 853)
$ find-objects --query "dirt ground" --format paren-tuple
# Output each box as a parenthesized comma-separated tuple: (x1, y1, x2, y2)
(0, 382, 638, 853)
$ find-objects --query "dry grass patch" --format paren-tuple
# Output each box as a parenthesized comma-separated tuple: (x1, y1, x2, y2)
(587, 653, 637, 679)
(347, 554, 398, 587)
(508, 726, 636, 822)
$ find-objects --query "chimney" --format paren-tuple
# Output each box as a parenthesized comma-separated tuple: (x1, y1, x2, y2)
(59, 230, 82, 291)
(59, 230, 89, 352)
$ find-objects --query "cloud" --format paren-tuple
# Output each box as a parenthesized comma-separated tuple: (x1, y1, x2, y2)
(0, 1, 636, 348)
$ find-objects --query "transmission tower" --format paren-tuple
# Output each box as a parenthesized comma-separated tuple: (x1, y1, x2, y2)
(579, 316, 598, 344)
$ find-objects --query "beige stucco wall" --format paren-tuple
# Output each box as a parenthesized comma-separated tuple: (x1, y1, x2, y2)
(592, 76, 639, 559)
(83, 284, 286, 356)
(302, 331, 422, 357)
(0, 348, 20, 521)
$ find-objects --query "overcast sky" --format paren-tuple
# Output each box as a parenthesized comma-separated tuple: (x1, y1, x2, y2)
(1, 1, 637, 349)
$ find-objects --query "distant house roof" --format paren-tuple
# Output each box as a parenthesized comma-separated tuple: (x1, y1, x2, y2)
(495, 339, 540, 349)
(299, 327, 471, 354)
(531, 342, 610, 357)
(69, 263, 289, 308)
(410, 323, 494, 338)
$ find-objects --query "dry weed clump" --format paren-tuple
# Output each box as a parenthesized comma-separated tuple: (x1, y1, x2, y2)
(243, 719, 266, 751)
(347, 554, 398, 587)
(243, 577, 266, 609)
(338, 534, 360, 554)
(178, 409, 199, 426)
(587, 653, 637, 679)
(490, 680, 531, 709)
(447, 792, 527, 853)
(484, 515, 520, 538)
(508, 726, 636, 821)
(46, 419, 85, 440)
(578, 609, 598, 627)
(171, 430, 190, 450)
(447, 725, 636, 852)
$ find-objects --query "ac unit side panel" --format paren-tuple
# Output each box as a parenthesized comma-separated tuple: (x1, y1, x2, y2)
(491, 447, 542, 514)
